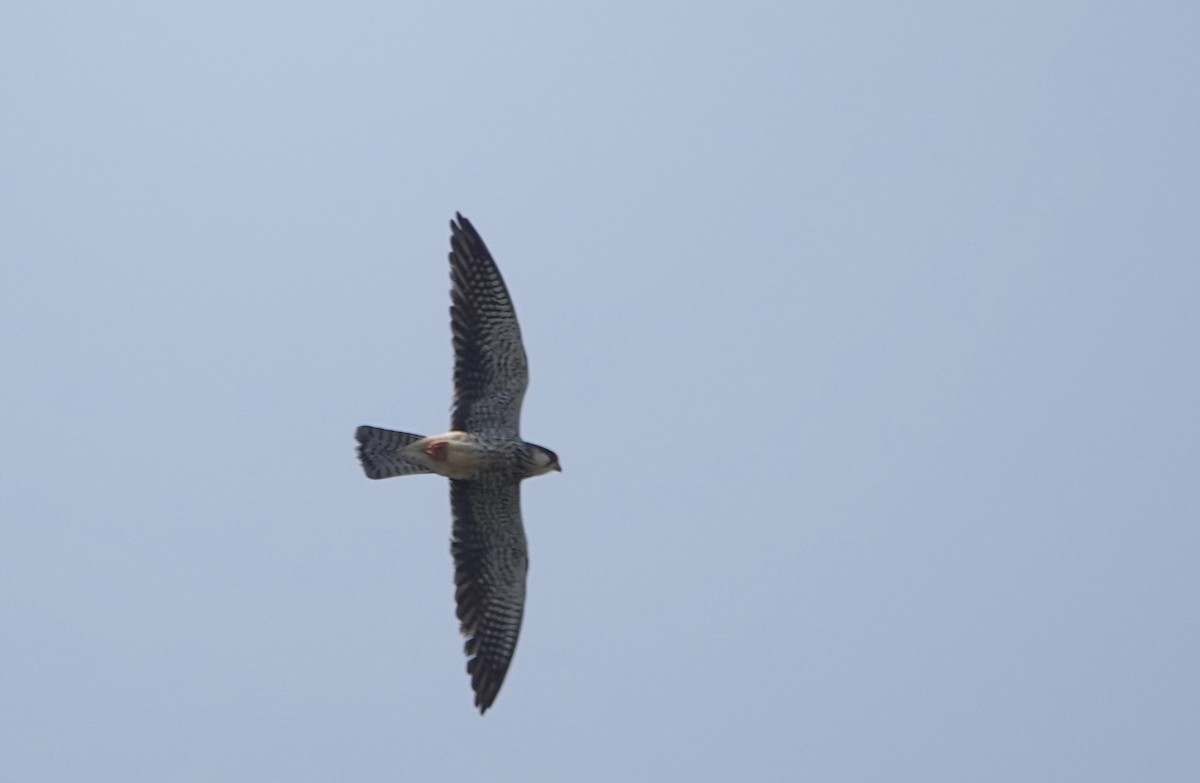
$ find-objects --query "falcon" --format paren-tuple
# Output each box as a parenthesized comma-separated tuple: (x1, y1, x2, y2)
(355, 213, 560, 714)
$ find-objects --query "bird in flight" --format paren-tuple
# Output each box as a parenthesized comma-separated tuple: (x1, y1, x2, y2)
(356, 213, 560, 714)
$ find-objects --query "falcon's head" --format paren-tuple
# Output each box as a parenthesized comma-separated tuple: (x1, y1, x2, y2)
(526, 444, 562, 476)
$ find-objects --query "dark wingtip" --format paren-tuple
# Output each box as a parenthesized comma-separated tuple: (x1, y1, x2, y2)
(450, 212, 484, 244)
(466, 653, 504, 714)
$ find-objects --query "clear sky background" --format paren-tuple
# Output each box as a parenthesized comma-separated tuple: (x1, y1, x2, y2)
(3, 3, 1198, 781)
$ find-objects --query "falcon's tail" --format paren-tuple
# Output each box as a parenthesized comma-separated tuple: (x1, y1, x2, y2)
(356, 426, 433, 479)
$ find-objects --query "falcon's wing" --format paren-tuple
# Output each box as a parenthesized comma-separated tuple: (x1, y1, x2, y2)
(449, 214, 528, 437)
(450, 476, 528, 714)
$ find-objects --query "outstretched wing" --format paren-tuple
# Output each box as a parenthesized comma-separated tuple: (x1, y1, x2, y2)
(450, 476, 528, 714)
(449, 213, 528, 437)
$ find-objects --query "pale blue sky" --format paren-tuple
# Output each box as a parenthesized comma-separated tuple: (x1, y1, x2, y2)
(3, 2, 1199, 781)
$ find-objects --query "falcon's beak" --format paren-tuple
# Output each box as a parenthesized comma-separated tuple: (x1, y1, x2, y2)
(552, 460, 562, 472)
